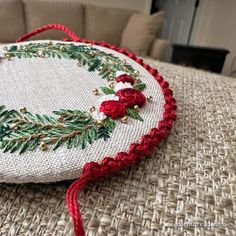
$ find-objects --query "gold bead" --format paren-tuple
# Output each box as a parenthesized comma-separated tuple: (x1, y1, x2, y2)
(10, 123, 18, 130)
(60, 46, 65, 52)
(96, 120, 104, 127)
(39, 142, 48, 151)
(108, 77, 114, 81)
(57, 116, 64, 123)
(90, 106, 96, 112)
(4, 55, 11, 61)
(134, 105, 139, 111)
(109, 82, 114, 89)
(92, 88, 99, 95)
(38, 50, 44, 57)
(147, 96, 153, 102)
(21, 136, 28, 141)
(121, 116, 128, 124)
(20, 107, 28, 114)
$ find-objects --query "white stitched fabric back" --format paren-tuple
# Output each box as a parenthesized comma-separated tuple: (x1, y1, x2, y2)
(0, 40, 165, 183)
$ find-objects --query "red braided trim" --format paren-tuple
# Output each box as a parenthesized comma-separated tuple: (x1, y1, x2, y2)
(16, 24, 176, 236)
(66, 40, 177, 236)
(16, 24, 80, 43)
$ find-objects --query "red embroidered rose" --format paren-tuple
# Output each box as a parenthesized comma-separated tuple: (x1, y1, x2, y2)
(115, 74, 135, 85)
(116, 88, 146, 108)
(100, 100, 126, 119)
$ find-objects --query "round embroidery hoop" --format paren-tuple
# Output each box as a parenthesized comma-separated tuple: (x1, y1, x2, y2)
(0, 24, 176, 235)
(0, 26, 176, 184)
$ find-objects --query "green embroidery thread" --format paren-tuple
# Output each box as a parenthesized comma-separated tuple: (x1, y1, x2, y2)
(0, 106, 115, 154)
(4, 43, 140, 81)
(0, 43, 146, 154)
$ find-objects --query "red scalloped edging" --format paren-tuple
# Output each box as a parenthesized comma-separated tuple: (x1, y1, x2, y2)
(16, 24, 177, 236)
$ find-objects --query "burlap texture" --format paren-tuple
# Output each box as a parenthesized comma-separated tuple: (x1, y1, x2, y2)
(0, 60, 235, 235)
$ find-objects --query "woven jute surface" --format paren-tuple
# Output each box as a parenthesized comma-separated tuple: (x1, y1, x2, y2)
(1, 60, 236, 236)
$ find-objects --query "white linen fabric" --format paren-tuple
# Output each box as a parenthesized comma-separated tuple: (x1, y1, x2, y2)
(0, 40, 165, 183)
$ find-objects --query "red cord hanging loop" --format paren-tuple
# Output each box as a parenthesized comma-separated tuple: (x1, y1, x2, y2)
(16, 23, 80, 43)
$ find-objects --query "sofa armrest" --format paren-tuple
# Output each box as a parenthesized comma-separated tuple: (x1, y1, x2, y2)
(149, 38, 169, 61)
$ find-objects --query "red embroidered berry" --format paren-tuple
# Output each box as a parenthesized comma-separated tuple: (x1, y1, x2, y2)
(100, 100, 126, 119)
(115, 74, 135, 85)
(116, 88, 146, 108)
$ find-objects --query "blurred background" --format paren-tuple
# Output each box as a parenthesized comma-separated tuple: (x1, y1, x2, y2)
(0, 0, 235, 77)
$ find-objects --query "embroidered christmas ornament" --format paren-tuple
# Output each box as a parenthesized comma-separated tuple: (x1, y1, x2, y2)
(0, 24, 176, 235)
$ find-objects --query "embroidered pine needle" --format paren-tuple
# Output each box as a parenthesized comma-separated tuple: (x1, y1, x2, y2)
(0, 43, 147, 154)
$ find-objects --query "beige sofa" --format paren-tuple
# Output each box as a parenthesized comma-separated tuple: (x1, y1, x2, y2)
(0, 0, 168, 60)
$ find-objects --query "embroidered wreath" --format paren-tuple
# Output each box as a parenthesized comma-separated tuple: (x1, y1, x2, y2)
(0, 42, 152, 154)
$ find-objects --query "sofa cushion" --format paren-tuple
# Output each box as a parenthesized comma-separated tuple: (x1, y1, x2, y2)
(121, 11, 164, 56)
(24, 0, 84, 40)
(149, 38, 169, 60)
(0, 0, 25, 42)
(85, 4, 135, 46)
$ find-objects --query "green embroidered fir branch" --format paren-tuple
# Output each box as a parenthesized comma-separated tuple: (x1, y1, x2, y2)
(4, 43, 140, 82)
(0, 105, 115, 154)
(0, 42, 147, 154)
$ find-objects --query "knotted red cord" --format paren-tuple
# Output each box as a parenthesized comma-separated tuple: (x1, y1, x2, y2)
(66, 174, 90, 236)
(16, 24, 177, 236)
(16, 23, 79, 43)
